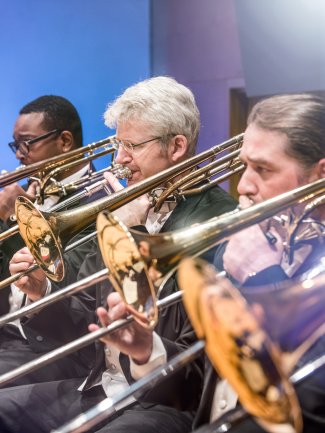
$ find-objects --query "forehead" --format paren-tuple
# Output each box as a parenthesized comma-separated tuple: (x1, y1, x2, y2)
(116, 119, 153, 140)
(13, 112, 46, 136)
(240, 124, 290, 162)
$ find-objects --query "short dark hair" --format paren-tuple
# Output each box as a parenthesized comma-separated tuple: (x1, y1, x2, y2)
(247, 93, 325, 168)
(20, 95, 83, 148)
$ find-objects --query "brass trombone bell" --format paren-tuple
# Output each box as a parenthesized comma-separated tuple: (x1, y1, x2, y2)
(52, 266, 325, 433)
(97, 212, 158, 328)
(178, 256, 325, 432)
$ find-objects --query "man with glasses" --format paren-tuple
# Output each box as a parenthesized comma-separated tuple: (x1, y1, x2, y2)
(1, 95, 84, 222)
(0, 76, 237, 433)
(0, 96, 86, 312)
(0, 95, 98, 383)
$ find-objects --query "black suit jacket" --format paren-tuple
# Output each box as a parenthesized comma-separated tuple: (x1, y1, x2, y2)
(24, 184, 237, 410)
(0, 169, 104, 373)
(193, 242, 325, 433)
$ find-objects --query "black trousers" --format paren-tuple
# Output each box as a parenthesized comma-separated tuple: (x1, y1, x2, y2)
(0, 378, 194, 433)
(0, 325, 89, 387)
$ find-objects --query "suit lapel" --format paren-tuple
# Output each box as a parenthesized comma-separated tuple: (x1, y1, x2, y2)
(160, 194, 202, 232)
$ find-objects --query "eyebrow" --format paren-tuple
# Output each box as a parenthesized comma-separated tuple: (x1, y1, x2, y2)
(239, 154, 273, 167)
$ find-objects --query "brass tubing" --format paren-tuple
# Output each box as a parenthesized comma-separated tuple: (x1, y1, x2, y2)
(0, 269, 108, 327)
(0, 163, 129, 243)
(53, 340, 206, 433)
(0, 136, 115, 188)
(0, 291, 182, 387)
(14, 134, 244, 282)
(53, 351, 325, 433)
(1, 179, 324, 383)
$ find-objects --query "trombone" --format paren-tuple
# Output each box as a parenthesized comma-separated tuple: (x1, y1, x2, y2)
(0, 133, 244, 289)
(0, 134, 118, 243)
(0, 135, 116, 190)
(53, 287, 325, 433)
(0, 162, 131, 244)
(0, 178, 324, 386)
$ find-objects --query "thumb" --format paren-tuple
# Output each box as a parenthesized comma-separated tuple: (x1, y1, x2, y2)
(26, 181, 39, 200)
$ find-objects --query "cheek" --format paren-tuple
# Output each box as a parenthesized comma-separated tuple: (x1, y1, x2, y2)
(261, 178, 300, 200)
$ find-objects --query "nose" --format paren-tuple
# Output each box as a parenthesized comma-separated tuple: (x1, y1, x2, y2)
(114, 146, 132, 165)
(15, 148, 25, 162)
(237, 167, 258, 197)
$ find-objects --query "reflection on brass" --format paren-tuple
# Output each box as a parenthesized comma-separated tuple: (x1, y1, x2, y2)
(97, 211, 158, 328)
(16, 197, 64, 281)
(179, 257, 302, 431)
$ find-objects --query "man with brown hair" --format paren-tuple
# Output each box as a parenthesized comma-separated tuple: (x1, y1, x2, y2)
(193, 93, 325, 433)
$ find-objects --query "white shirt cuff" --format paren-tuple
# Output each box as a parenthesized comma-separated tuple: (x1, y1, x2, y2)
(130, 332, 167, 380)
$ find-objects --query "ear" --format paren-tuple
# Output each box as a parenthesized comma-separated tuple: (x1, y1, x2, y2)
(59, 131, 74, 153)
(318, 158, 325, 178)
(168, 135, 189, 163)
(313, 158, 325, 179)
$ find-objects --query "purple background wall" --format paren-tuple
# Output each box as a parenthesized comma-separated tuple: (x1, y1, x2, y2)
(151, 0, 244, 153)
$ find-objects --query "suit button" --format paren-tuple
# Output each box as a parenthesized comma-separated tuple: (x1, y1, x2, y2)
(108, 363, 116, 372)
(219, 399, 227, 409)
(36, 335, 44, 342)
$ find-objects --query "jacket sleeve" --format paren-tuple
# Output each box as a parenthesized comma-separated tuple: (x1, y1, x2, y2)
(119, 274, 204, 412)
(21, 237, 99, 369)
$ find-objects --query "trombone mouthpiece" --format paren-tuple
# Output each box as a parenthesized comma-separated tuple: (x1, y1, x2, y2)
(112, 163, 132, 179)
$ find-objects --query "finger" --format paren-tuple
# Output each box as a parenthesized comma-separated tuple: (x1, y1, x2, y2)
(11, 246, 32, 259)
(9, 261, 32, 274)
(10, 252, 34, 265)
(104, 172, 124, 192)
(16, 275, 30, 287)
(107, 301, 128, 323)
(21, 246, 31, 254)
(26, 181, 38, 199)
(96, 307, 110, 327)
(107, 292, 123, 309)
(88, 323, 100, 333)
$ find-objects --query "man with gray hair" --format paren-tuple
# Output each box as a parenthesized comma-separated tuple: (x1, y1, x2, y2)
(0, 76, 237, 433)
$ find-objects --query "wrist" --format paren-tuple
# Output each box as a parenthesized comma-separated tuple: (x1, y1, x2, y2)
(28, 279, 49, 302)
(131, 337, 153, 365)
(131, 348, 152, 365)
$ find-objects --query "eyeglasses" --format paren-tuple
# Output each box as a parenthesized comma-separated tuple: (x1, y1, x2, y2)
(8, 129, 61, 156)
(111, 136, 162, 154)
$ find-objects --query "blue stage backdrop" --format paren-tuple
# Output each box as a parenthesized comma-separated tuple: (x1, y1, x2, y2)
(0, 0, 150, 174)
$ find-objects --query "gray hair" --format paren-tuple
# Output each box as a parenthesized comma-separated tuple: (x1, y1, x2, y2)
(248, 93, 325, 169)
(104, 76, 200, 156)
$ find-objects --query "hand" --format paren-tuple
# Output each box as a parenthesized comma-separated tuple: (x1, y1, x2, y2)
(9, 247, 48, 301)
(0, 181, 37, 222)
(88, 292, 153, 364)
(223, 195, 284, 284)
(104, 172, 151, 226)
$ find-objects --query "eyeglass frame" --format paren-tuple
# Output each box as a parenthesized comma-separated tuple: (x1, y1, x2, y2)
(111, 136, 164, 154)
(8, 129, 62, 156)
